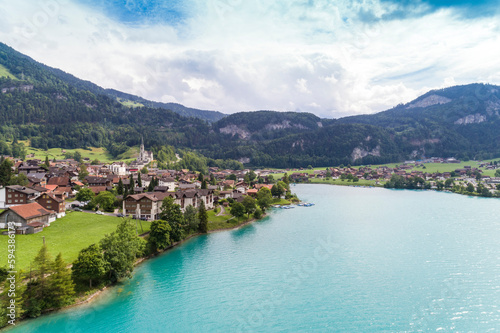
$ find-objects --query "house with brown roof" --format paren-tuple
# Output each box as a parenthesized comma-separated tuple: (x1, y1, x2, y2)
(0, 203, 56, 234)
(36, 193, 66, 218)
(0, 185, 40, 209)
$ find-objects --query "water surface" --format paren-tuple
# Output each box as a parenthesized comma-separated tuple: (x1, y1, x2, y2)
(11, 185, 500, 332)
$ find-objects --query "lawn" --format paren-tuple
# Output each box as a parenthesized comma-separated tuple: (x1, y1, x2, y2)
(23, 145, 137, 163)
(117, 98, 144, 108)
(206, 210, 258, 231)
(0, 212, 151, 271)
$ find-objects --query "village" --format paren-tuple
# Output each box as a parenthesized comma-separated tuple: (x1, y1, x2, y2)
(1, 140, 500, 235)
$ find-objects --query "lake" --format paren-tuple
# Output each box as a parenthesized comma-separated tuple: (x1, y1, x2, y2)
(10, 185, 500, 332)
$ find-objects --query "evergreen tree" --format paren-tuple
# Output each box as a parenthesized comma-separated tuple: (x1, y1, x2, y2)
(23, 245, 53, 318)
(44, 155, 50, 167)
(147, 177, 155, 192)
(198, 172, 204, 182)
(137, 173, 142, 188)
(0, 272, 25, 327)
(117, 178, 124, 195)
(198, 200, 208, 233)
(123, 186, 129, 199)
(0, 158, 13, 187)
(47, 253, 75, 308)
(201, 179, 207, 189)
(129, 174, 134, 190)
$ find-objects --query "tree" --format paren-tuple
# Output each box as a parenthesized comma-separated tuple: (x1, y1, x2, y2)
(147, 220, 172, 252)
(230, 202, 245, 221)
(137, 173, 142, 188)
(73, 151, 82, 163)
(283, 173, 290, 189)
(466, 183, 475, 193)
(242, 196, 257, 217)
(495, 169, 500, 177)
(78, 164, 89, 181)
(117, 178, 124, 195)
(159, 197, 184, 242)
(93, 191, 116, 212)
(129, 174, 135, 190)
(184, 205, 199, 232)
(198, 172, 204, 182)
(445, 178, 454, 188)
(72, 244, 107, 289)
(147, 177, 155, 192)
(100, 219, 145, 282)
(8, 173, 28, 186)
(76, 187, 95, 202)
(201, 179, 208, 189)
(0, 158, 13, 186)
(257, 187, 273, 210)
(44, 155, 50, 167)
(271, 184, 285, 198)
(141, 166, 148, 174)
(23, 245, 53, 317)
(0, 272, 24, 327)
(47, 253, 75, 308)
(198, 201, 208, 233)
(253, 207, 263, 219)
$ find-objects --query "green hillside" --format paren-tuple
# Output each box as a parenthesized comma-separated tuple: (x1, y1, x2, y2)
(0, 63, 16, 79)
(2, 41, 500, 168)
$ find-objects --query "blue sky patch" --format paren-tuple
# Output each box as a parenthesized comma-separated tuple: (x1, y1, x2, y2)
(80, 0, 188, 25)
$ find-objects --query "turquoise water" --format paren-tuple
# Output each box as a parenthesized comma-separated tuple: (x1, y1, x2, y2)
(9, 185, 500, 332)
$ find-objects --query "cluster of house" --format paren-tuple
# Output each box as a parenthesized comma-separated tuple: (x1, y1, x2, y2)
(0, 155, 280, 233)
(287, 162, 500, 191)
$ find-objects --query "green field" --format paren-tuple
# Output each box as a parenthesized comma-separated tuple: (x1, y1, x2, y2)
(0, 212, 151, 271)
(0, 64, 17, 79)
(24, 145, 137, 163)
(206, 210, 260, 230)
(117, 98, 144, 108)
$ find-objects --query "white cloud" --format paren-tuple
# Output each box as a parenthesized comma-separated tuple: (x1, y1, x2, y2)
(0, 0, 500, 118)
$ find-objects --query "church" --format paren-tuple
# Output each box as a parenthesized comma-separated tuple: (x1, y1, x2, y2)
(130, 137, 154, 169)
(138, 137, 154, 164)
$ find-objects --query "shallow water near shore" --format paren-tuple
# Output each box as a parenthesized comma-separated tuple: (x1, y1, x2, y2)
(9, 184, 500, 332)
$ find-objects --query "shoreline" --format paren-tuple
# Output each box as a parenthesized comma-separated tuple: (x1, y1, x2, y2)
(5, 213, 268, 329)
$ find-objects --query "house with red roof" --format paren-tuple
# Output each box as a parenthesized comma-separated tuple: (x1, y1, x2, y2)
(0, 203, 56, 234)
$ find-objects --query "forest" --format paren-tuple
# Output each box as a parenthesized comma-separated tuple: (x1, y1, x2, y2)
(2, 41, 500, 168)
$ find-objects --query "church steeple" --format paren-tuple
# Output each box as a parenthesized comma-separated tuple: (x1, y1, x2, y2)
(140, 136, 145, 161)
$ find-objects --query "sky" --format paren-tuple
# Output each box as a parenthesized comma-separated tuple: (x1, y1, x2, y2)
(0, 0, 500, 118)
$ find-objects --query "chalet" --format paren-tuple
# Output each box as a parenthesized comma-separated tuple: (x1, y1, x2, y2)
(235, 182, 249, 194)
(36, 193, 66, 218)
(85, 176, 112, 187)
(89, 186, 109, 195)
(123, 193, 164, 221)
(0, 185, 40, 209)
(246, 189, 259, 197)
(0, 203, 56, 234)
(159, 177, 177, 191)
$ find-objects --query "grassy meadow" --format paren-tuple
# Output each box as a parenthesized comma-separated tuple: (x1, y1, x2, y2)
(0, 212, 151, 271)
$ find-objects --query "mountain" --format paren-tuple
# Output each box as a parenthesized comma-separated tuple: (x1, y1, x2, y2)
(338, 83, 500, 160)
(0, 42, 226, 122)
(1, 42, 500, 168)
